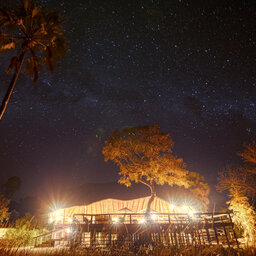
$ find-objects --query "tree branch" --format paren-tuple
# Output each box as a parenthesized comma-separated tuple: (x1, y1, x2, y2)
(138, 175, 151, 189)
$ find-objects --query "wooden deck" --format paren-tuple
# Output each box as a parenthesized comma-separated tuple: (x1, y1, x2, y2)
(35, 212, 239, 249)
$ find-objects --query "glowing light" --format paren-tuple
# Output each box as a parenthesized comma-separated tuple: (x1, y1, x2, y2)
(67, 217, 72, 223)
(54, 210, 60, 216)
(182, 205, 189, 212)
(66, 228, 71, 233)
(112, 217, 119, 224)
(49, 217, 54, 223)
(56, 216, 61, 221)
(169, 204, 175, 210)
(188, 210, 194, 217)
(151, 214, 157, 220)
(138, 218, 145, 224)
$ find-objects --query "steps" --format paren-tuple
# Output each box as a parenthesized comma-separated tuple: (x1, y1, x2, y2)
(36, 240, 54, 247)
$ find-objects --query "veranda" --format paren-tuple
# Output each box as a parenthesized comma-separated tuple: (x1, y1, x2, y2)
(35, 211, 239, 249)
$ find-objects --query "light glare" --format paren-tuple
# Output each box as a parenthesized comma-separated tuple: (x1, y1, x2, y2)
(169, 204, 175, 210)
(188, 210, 194, 217)
(112, 217, 119, 224)
(138, 218, 145, 224)
(151, 214, 157, 220)
(182, 205, 189, 212)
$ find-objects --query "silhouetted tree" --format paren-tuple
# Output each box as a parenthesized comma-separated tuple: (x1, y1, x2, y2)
(102, 125, 191, 215)
(2, 176, 22, 198)
(0, 0, 67, 119)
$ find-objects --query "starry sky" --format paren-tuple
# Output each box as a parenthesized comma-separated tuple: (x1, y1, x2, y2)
(0, 0, 255, 200)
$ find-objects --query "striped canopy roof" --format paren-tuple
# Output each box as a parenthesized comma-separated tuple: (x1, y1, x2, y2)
(49, 196, 196, 223)
(85, 196, 170, 214)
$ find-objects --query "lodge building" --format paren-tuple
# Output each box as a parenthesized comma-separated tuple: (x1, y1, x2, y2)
(35, 196, 239, 249)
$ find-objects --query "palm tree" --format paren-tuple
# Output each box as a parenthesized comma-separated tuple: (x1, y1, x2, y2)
(0, 0, 67, 119)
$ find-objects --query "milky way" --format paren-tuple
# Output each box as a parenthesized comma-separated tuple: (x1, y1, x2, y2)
(0, 0, 255, 197)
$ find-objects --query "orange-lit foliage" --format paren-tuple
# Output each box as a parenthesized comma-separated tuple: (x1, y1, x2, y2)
(187, 172, 210, 211)
(237, 142, 256, 198)
(218, 142, 256, 246)
(0, 192, 10, 224)
(103, 125, 208, 214)
(239, 141, 256, 175)
(228, 191, 256, 246)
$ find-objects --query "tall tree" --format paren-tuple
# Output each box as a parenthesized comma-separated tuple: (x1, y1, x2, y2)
(218, 167, 256, 246)
(217, 142, 256, 246)
(186, 172, 210, 211)
(238, 141, 256, 175)
(0, 0, 67, 119)
(102, 125, 191, 216)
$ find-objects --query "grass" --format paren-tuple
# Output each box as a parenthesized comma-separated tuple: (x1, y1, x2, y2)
(0, 246, 255, 256)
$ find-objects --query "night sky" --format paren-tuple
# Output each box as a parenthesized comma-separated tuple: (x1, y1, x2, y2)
(0, 0, 255, 200)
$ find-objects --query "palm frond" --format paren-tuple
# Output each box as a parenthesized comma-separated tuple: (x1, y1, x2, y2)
(45, 46, 53, 72)
(6, 56, 18, 75)
(29, 48, 39, 83)
(31, 6, 40, 18)
(0, 41, 15, 51)
(23, 0, 33, 14)
(0, 8, 15, 24)
(1, 1, 67, 79)
(24, 56, 42, 80)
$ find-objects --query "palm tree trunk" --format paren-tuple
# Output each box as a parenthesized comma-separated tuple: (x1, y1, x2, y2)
(0, 51, 26, 120)
(145, 181, 156, 217)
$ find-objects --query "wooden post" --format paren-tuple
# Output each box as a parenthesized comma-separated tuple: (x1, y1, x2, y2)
(184, 231, 190, 247)
(198, 229, 204, 246)
(221, 215, 230, 248)
(174, 229, 178, 247)
(181, 231, 185, 247)
(169, 228, 174, 247)
(205, 227, 211, 245)
(228, 212, 239, 248)
(179, 231, 184, 247)
(204, 218, 211, 245)
(212, 213, 219, 245)
(213, 226, 219, 245)
(196, 227, 202, 247)
(223, 225, 230, 248)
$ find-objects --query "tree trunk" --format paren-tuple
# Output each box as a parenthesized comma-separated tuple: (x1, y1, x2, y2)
(145, 181, 156, 217)
(0, 51, 26, 120)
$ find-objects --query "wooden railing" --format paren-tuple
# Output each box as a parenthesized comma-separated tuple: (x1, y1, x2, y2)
(72, 212, 233, 226)
(34, 227, 70, 247)
(34, 212, 238, 249)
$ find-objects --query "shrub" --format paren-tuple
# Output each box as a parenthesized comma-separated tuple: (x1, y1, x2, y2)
(1, 213, 47, 248)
